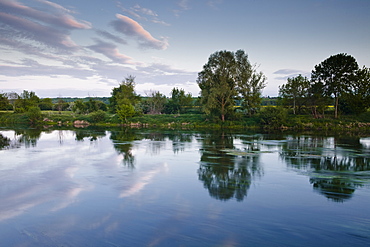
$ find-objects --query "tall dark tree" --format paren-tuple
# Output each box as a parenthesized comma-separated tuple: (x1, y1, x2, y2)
(311, 53, 359, 118)
(340, 66, 370, 114)
(197, 50, 266, 121)
(279, 74, 310, 114)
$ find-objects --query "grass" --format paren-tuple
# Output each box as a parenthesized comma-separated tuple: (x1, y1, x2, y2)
(2, 110, 370, 132)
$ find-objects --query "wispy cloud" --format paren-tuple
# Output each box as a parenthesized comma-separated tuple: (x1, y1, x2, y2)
(87, 39, 133, 64)
(95, 29, 127, 44)
(0, 0, 91, 53)
(132, 4, 158, 17)
(273, 69, 310, 80)
(178, 0, 190, 10)
(117, 3, 170, 26)
(111, 14, 168, 50)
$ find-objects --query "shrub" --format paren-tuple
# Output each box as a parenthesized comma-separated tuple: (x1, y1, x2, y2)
(27, 107, 43, 124)
(259, 107, 287, 128)
(88, 110, 107, 123)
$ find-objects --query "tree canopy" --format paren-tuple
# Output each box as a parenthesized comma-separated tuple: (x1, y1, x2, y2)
(278, 74, 310, 114)
(311, 53, 359, 118)
(197, 50, 266, 121)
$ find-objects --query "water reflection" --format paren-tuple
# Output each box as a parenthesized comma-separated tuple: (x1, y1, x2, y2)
(0, 133, 10, 149)
(198, 132, 263, 201)
(280, 134, 370, 202)
(110, 128, 137, 167)
(74, 128, 106, 141)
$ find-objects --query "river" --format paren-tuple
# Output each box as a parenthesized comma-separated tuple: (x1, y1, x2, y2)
(0, 127, 369, 246)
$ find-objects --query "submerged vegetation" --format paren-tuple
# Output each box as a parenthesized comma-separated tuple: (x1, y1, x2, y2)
(1, 51, 370, 130)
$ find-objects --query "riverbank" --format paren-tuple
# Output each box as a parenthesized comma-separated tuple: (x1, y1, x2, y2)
(2, 110, 370, 131)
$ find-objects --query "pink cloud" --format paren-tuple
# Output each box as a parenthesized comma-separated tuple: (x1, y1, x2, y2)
(88, 40, 133, 64)
(112, 14, 168, 50)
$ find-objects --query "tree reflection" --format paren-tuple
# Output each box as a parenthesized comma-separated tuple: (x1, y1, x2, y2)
(110, 128, 138, 167)
(0, 134, 10, 149)
(280, 135, 370, 202)
(198, 132, 263, 201)
(74, 128, 106, 141)
(167, 132, 193, 153)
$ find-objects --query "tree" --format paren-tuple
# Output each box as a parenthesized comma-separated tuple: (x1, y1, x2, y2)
(0, 93, 9, 110)
(14, 90, 40, 113)
(311, 53, 359, 118)
(109, 75, 140, 113)
(307, 80, 330, 118)
(39, 98, 53, 110)
(116, 99, 135, 122)
(6, 92, 18, 111)
(165, 87, 193, 114)
(145, 91, 166, 114)
(72, 99, 87, 114)
(27, 106, 42, 125)
(278, 74, 310, 114)
(340, 66, 370, 114)
(235, 50, 266, 116)
(197, 50, 266, 121)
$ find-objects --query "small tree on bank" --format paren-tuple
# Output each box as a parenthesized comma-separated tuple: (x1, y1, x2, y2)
(279, 74, 310, 114)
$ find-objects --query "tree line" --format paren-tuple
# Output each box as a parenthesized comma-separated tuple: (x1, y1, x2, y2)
(1, 50, 369, 125)
(279, 53, 370, 118)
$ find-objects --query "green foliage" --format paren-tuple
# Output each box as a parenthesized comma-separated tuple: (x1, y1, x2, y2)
(15, 90, 40, 112)
(39, 98, 53, 110)
(26, 106, 43, 124)
(197, 49, 266, 121)
(279, 74, 310, 114)
(117, 99, 135, 122)
(0, 93, 10, 110)
(109, 75, 140, 113)
(164, 87, 193, 114)
(144, 91, 167, 114)
(72, 99, 87, 114)
(311, 53, 359, 118)
(259, 107, 287, 128)
(88, 110, 107, 123)
(339, 66, 370, 115)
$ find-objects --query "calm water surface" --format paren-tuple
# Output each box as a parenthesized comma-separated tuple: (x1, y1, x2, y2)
(0, 127, 369, 247)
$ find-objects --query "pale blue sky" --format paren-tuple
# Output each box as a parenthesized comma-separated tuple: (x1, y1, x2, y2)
(0, 0, 369, 97)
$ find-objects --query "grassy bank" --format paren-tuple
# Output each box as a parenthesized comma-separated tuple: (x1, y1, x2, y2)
(2, 110, 370, 132)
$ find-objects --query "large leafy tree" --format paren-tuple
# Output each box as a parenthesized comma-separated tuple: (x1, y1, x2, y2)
(197, 50, 266, 121)
(340, 66, 370, 114)
(235, 50, 266, 116)
(311, 53, 359, 118)
(278, 74, 310, 114)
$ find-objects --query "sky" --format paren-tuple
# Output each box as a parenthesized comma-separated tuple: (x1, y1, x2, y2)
(0, 0, 369, 98)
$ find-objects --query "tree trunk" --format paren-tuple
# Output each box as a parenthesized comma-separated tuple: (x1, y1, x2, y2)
(334, 96, 339, 118)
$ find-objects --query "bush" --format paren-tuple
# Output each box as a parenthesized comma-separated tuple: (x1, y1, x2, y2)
(259, 107, 287, 128)
(88, 110, 107, 123)
(27, 107, 43, 124)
